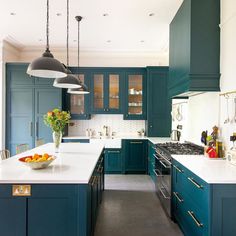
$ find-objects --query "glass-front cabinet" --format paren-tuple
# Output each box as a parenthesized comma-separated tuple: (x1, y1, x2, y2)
(91, 70, 122, 114)
(124, 69, 146, 120)
(66, 69, 91, 119)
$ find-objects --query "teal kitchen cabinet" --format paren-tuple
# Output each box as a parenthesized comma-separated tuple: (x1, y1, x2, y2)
(123, 139, 147, 173)
(172, 159, 236, 236)
(6, 63, 62, 155)
(146, 67, 171, 137)
(104, 149, 122, 174)
(65, 67, 91, 120)
(91, 69, 123, 114)
(169, 0, 220, 97)
(148, 141, 156, 183)
(123, 69, 147, 120)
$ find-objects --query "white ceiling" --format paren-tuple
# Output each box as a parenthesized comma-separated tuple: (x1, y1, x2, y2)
(0, 0, 183, 52)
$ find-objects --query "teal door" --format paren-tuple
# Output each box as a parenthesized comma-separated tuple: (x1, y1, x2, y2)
(34, 88, 62, 145)
(123, 140, 147, 173)
(105, 149, 122, 173)
(8, 88, 34, 155)
(0, 198, 26, 236)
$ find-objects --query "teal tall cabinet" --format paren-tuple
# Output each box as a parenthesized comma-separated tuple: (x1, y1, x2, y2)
(6, 63, 62, 155)
(146, 67, 171, 137)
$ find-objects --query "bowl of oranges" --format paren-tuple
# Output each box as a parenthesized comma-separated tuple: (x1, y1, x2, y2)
(18, 153, 56, 170)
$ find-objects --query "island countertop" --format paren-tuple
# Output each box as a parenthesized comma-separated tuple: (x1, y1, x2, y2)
(172, 154, 236, 184)
(0, 143, 104, 184)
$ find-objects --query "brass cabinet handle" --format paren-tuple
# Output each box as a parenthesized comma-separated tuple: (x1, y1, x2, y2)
(187, 177, 203, 189)
(173, 192, 184, 203)
(130, 141, 143, 144)
(187, 211, 203, 227)
(107, 150, 120, 153)
(12, 185, 31, 196)
(173, 165, 184, 173)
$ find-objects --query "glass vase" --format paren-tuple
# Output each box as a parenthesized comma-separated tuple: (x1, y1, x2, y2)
(53, 131, 62, 153)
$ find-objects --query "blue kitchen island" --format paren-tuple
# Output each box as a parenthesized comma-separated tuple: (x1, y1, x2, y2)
(0, 143, 104, 236)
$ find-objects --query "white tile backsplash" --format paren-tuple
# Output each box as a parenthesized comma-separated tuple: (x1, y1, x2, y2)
(68, 115, 145, 137)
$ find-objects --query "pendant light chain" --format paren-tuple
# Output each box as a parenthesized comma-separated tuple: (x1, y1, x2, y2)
(66, 0, 69, 66)
(46, 0, 49, 52)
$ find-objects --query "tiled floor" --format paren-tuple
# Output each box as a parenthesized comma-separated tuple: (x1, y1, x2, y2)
(94, 175, 183, 236)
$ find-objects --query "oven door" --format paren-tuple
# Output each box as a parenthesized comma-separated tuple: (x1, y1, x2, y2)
(154, 152, 171, 216)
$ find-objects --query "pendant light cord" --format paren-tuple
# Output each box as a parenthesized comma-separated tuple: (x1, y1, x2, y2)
(76, 16, 82, 79)
(46, 0, 49, 52)
(66, 0, 69, 66)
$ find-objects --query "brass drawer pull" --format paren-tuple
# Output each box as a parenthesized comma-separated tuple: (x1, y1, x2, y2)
(187, 177, 203, 189)
(130, 141, 143, 144)
(173, 192, 184, 203)
(187, 211, 203, 227)
(12, 185, 31, 196)
(107, 151, 120, 153)
(173, 165, 184, 173)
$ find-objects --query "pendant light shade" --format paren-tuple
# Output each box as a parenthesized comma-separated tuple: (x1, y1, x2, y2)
(27, 0, 66, 79)
(53, 0, 81, 88)
(67, 16, 89, 94)
(68, 83, 89, 94)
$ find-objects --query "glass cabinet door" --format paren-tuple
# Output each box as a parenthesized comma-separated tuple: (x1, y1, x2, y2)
(69, 74, 90, 119)
(128, 74, 143, 115)
(108, 74, 120, 110)
(93, 74, 104, 110)
(91, 72, 122, 113)
(70, 75, 85, 115)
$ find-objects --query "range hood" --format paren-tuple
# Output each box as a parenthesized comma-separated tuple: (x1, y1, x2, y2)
(168, 0, 221, 98)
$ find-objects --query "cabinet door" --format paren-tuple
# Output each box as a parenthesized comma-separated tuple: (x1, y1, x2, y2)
(91, 71, 122, 114)
(7, 88, 34, 155)
(92, 73, 105, 112)
(67, 72, 91, 120)
(34, 88, 62, 145)
(0, 198, 26, 236)
(27, 185, 77, 236)
(124, 70, 146, 120)
(124, 140, 147, 173)
(146, 67, 171, 137)
(105, 149, 122, 173)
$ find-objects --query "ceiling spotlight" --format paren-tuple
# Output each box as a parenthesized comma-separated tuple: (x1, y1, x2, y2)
(73, 39, 77, 42)
(56, 13, 62, 16)
(140, 40, 145, 43)
(149, 13, 155, 17)
(107, 40, 111, 43)
(38, 39, 43, 42)
(103, 13, 109, 17)
(10, 12, 16, 16)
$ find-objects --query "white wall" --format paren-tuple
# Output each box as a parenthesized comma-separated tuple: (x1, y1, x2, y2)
(0, 41, 20, 149)
(186, 0, 236, 150)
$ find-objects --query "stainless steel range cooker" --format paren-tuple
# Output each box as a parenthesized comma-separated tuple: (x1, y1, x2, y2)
(153, 142, 204, 217)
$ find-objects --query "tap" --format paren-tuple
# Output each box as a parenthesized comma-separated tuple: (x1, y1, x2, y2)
(103, 125, 109, 137)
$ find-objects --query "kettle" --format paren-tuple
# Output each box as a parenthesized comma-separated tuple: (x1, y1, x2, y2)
(171, 130, 181, 141)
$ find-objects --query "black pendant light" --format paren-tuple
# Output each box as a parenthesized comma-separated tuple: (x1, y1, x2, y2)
(53, 0, 81, 88)
(27, 0, 67, 79)
(68, 16, 89, 94)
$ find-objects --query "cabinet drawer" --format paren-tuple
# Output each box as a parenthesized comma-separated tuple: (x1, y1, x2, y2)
(173, 190, 208, 236)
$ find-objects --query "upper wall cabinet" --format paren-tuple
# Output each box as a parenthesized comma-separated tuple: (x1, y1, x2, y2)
(169, 0, 220, 97)
(91, 69, 123, 114)
(145, 67, 171, 137)
(124, 69, 146, 120)
(65, 68, 91, 120)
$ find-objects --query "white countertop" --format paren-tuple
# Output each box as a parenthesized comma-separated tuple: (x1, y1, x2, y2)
(0, 143, 104, 184)
(172, 155, 236, 184)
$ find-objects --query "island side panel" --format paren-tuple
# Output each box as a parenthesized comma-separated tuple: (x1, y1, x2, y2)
(211, 184, 236, 236)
